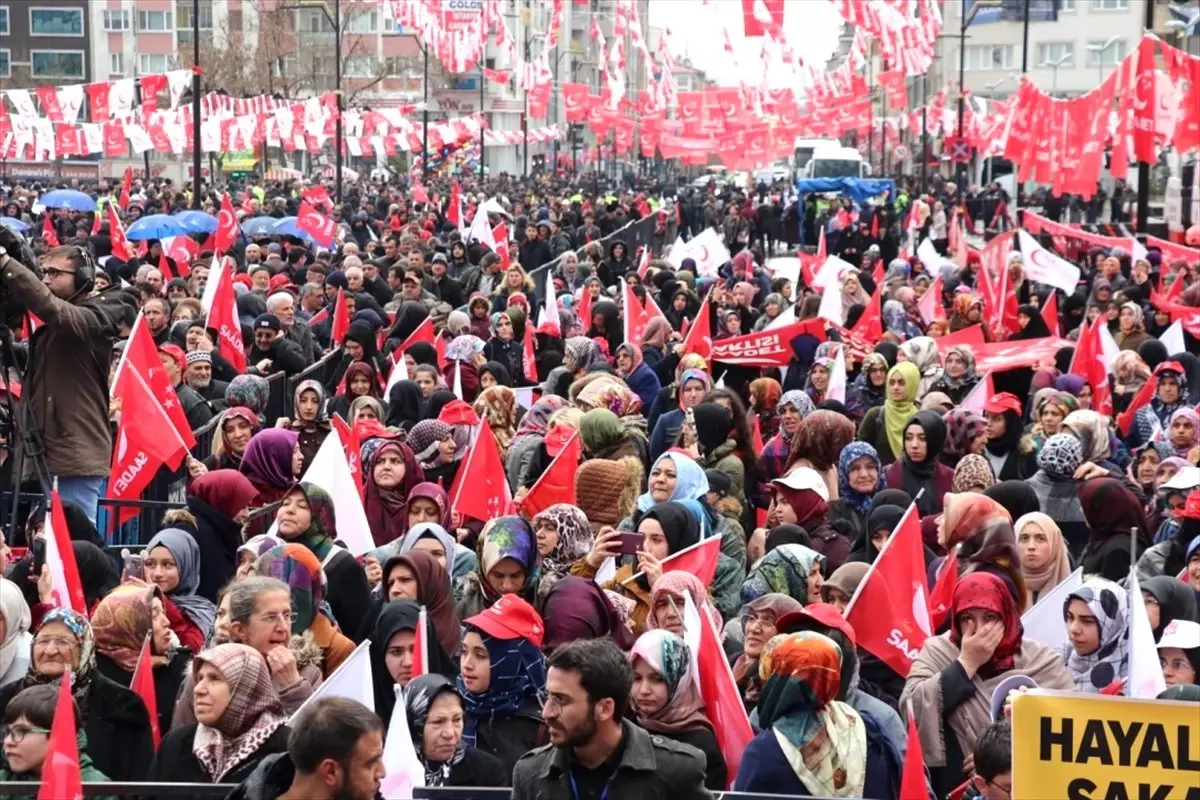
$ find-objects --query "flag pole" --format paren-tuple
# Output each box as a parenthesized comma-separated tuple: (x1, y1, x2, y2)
(842, 490, 924, 619)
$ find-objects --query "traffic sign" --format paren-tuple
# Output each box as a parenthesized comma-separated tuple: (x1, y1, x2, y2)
(945, 136, 972, 163)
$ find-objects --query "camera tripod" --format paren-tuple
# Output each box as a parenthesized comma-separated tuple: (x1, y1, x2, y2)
(0, 322, 53, 545)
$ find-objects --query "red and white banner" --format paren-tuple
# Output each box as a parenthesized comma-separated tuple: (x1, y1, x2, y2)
(710, 318, 826, 367)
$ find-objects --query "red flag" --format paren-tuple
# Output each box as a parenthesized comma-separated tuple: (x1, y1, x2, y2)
(296, 201, 337, 247)
(22, 312, 43, 341)
(118, 186, 131, 211)
(157, 252, 175, 283)
(1040, 291, 1059, 336)
(42, 215, 59, 246)
(447, 421, 512, 523)
(928, 549, 957, 632)
(214, 192, 239, 253)
(205, 264, 249, 374)
(577, 286, 594, 336)
(393, 315, 436, 359)
(38, 673, 83, 800)
(850, 283, 884, 341)
(689, 587, 754, 788)
(898, 711, 927, 800)
(330, 413, 364, 498)
(112, 316, 197, 449)
(622, 281, 651, 347)
(1117, 362, 1177, 436)
(1131, 37, 1157, 165)
(662, 535, 722, 586)
(307, 306, 330, 329)
(845, 503, 930, 677)
(493, 222, 511, 268)
(107, 205, 132, 260)
(680, 289, 714, 361)
(750, 414, 765, 453)
(411, 607, 429, 679)
(131, 636, 161, 749)
(447, 181, 464, 229)
(522, 315, 538, 384)
(107, 366, 191, 527)
(45, 488, 88, 615)
(519, 430, 582, 517)
(917, 274, 945, 326)
(1068, 316, 1112, 416)
(331, 288, 350, 347)
(802, 226, 827, 288)
(240, 190, 254, 215)
(411, 177, 430, 206)
(741, 0, 783, 36)
(90, 212, 101, 236)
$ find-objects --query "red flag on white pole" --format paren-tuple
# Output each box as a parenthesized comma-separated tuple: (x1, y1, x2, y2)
(519, 430, 582, 518)
(330, 288, 350, 347)
(204, 262, 248, 374)
(38, 672, 83, 800)
(447, 421, 513, 522)
(213, 192, 239, 253)
(44, 488, 88, 616)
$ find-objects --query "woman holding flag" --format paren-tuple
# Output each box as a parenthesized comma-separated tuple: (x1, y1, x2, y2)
(369, 598, 454, 728)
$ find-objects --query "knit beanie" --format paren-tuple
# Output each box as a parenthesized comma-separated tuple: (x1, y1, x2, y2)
(574, 456, 642, 526)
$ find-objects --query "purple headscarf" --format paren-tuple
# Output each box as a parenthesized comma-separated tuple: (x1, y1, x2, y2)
(239, 429, 300, 489)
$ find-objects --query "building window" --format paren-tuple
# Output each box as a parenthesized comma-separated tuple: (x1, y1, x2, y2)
(344, 54, 379, 78)
(30, 7, 84, 36)
(1037, 42, 1075, 66)
(177, 0, 213, 31)
(1059, 0, 1076, 10)
(344, 10, 379, 33)
(228, 9, 243, 32)
(110, 52, 125, 75)
(0, 7, 8, 35)
(0, 50, 9, 78)
(300, 8, 333, 33)
(1087, 38, 1127, 66)
(1091, 0, 1127, 9)
(102, 9, 131, 30)
(137, 10, 173, 32)
(30, 50, 85, 78)
(138, 53, 170, 75)
(964, 44, 1017, 71)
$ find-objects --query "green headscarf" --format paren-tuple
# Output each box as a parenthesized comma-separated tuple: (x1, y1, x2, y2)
(883, 362, 921, 458)
(579, 408, 623, 454)
(282, 482, 337, 561)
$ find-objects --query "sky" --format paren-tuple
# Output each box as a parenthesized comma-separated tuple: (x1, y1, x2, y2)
(647, 0, 844, 87)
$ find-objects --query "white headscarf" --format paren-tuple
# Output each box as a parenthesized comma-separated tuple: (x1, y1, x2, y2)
(0, 578, 32, 688)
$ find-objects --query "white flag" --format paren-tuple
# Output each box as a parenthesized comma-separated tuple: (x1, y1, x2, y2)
(1016, 230, 1082, 293)
(827, 344, 847, 403)
(380, 685, 425, 799)
(289, 640, 373, 722)
(1159, 319, 1186, 357)
(1128, 572, 1167, 699)
(274, 433, 374, 557)
(465, 204, 496, 248)
(816, 280, 843, 326)
(811, 254, 855, 291)
(1020, 567, 1083, 651)
(384, 351, 410, 398)
(452, 360, 463, 400)
(917, 237, 956, 278)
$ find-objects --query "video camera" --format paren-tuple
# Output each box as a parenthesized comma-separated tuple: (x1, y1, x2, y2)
(0, 222, 48, 330)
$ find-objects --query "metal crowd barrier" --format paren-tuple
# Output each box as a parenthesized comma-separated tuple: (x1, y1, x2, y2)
(1, 784, 832, 799)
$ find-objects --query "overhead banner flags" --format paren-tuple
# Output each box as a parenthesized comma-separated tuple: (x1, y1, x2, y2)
(1011, 691, 1200, 800)
(741, 0, 784, 36)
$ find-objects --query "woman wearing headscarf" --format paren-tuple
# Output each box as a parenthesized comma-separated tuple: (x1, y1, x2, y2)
(186, 470, 260, 602)
(1062, 578, 1129, 694)
(403, 674, 509, 788)
(504, 396, 569, 492)
(384, 379, 425, 433)
(254, 544, 356, 676)
(202, 407, 260, 471)
(898, 336, 943, 400)
(92, 584, 187, 734)
(1162, 407, 1200, 459)
(274, 482, 372, 643)
(326, 361, 380, 421)
(982, 392, 1036, 480)
(630, 629, 727, 790)
(788, 409, 856, 502)
(649, 366, 711, 461)
(935, 493, 1027, 608)
(1079, 477, 1152, 583)
(883, 298, 921, 341)
(287, 379, 332, 473)
(828, 443, 885, 543)
(1010, 302, 1052, 341)
(531, 504, 594, 600)
(1029, 391, 1079, 454)
(145, 643, 289, 792)
(238, 428, 301, 512)
(685, 401, 746, 508)
(376, 551, 460, 656)
(442, 335, 486, 402)
(902, 573, 1074, 798)
(885, 410, 954, 517)
(456, 516, 540, 619)
(0, 579, 31, 690)
(732, 593, 804, 711)
(1115, 301, 1153, 351)
(858, 362, 921, 465)
(804, 356, 834, 405)
(360, 437, 425, 548)
(616, 342, 662, 413)
(539, 575, 634, 655)
(748, 377, 783, 442)
(768, 468, 849, 571)
(144, 527, 218, 651)
(370, 599, 456, 728)
(743, 543, 825, 605)
(930, 344, 980, 404)
(647, 571, 723, 639)
(736, 631, 902, 798)
(760, 390, 815, 484)
(951, 454, 996, 494)
(940, 409, 987, 469)
(1129, 361, 1190, 448)
(458, 596, 547, 775)
(846, 352, 889, 422)
(407, 419, 461, 489)
(1025, 433, 1090, 553)
(1015, 512, 1074, 610)
(478, 360, 513, 390)
(1142, 575, 1199, 642)
(473, 385, 518, 460)
(389, 521, 477, 586)
(0, 607, 155, 781)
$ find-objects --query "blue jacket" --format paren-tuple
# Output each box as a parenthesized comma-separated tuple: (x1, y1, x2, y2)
(625, 362, 662, 416)
(650, 408, 685, 462)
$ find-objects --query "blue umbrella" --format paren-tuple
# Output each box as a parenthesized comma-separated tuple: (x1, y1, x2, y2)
(0, 216, 29, 234)
(126, 214, 188, 241)
(273, 216, 315, 242)
(40, 189, 96, 212)
(240, 216, 278, 237)
(173, 209, 218, 234)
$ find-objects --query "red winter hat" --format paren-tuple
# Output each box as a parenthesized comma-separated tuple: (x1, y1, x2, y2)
(158, 343, 186, 370)
(776, 602, 858, 648)
(466, 595, 544, 647)
(984, 392, 1022, 416)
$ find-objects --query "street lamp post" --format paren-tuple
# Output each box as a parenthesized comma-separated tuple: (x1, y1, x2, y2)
(191, 0, 201, 208)
(1086, 36, 1120, 87)
(1038, 53, 1071, 94)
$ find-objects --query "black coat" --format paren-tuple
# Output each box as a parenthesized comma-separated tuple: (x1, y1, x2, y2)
(185, 495, 243, 602)
(659, 725, 727, 791)
(0, 670, 155, 781)
(144, 722, 290, 795)
(324, 547, 373, 643)
(474, 694, 546, 779)
(444, 745, 511, 788)
(95, 651, 190, 740)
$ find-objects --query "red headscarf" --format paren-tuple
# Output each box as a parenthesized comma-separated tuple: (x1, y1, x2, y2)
(189, 469, 259, 522)
(949, 572, 1023, 673)
(773, 486, 828, 528)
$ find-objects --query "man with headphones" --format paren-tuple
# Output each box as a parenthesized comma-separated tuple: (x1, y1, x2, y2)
(0, 234, 120, 526)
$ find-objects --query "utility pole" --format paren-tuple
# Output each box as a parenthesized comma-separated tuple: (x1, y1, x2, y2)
(191, 0, 201, 207)
(920, 73, 928, 194)
(422, 45, 429, 179)
(479, 61, 485, 176)
(956, 0, 967, 193)
(334, 0, 342, 202)
(522, 0, 530, 177)
(1135, 0, 1154, 232)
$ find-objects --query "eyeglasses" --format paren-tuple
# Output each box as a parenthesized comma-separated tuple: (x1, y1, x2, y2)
(1161, 657, 1193, 672)
(2, 724, 51, 743)
(255, 611, 297, 626)
(33, 634, 76, 649)
(43, 268, 76, 280)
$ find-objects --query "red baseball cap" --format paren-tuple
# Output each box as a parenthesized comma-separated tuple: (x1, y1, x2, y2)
(466, 594, 544, 648)
(1182, 491, 1200, 521)
(984, 392, 1022, 417)
(158, 344, 186, 370)
(776, 602, 858, 648)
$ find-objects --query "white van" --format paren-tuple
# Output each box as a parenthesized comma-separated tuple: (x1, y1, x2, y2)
(803, 145, 870, 179)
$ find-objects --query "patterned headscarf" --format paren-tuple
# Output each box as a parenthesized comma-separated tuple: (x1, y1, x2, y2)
(225, 374, 271, 415)
(254, 544, 326, 635)
(630, 630, 711, 734)
(475, 386, 518, 456)
(477, 516, 540, 601)
(575, 373, 643, 416)
(564, 336, 603, 373)
(25, 607, 96, 707)
(237, 534, 285, 564)
(531, 504, 593, 580)
(836, 442, 884, 515)
(1162, 407, 1200, 458)
(942, 409, 986, 461)
(1062, 410, 1113, 463)
(941, 493, 1013, 550)
(457, 631, 547, 746)
(407, 420, 452, 469)
(648, 572, 723, 635)
(898, 336, 943, 399)
(91, 584, 164, 673)
(510, 396, 569, 450)
(444, 335, 485, 362)
(1037, 433, 1084, 477)
(145, 527, 218, 635)
(292, 379, 328, 425)
(778, 390, 816, 441)
(949, 573, 1023, 673)
(1063, 578, 1129, 694)
(951, 454, 996, 493)
(637, 451, 709, 512)
(281, 482, 338, 561)
(743, 544, 825, 605)
(191, 644, 286, 781)
(404, 674, 468, 786)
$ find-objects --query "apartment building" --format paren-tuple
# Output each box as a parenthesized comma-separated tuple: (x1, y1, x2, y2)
(0, 1, 94, 86)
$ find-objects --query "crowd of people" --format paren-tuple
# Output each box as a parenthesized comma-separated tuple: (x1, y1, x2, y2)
(0, 167, 1195, 800)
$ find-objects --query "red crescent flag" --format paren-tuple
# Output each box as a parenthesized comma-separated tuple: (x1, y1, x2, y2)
(411, 178, 430, 206)
(107, 205, 132, 259)
(741, 0, 783, 36)
(845, 502, 930, 677)
(206, 263, 249, 374)
(1040, 290, 1059, 336)
(577, 287, 594, 338)
(899, 712, 927, 800)
(296, 201, 337, 247)
(38, 673, 83, 800)
(680, 289, 714, 362)
(45, 488, 88, 616)
(132, 635, 161, 749)
(447, 421, 512, 523)
(622, 281, 651, 347)
(331, 288, 350, 348)
(331, 413, 364, 498)
(1068, 316, 1112, 416)
(917, 274, 945, 326)
(393, 316, 436, 360)
(42, 215, 59, 246)
(158, 252, 175, 283)
(493, 222, 511, 269)
(214, 192, 239, 253)
(850, 284, 884, 342)
(112, 316, 197, 448)
(523, 314, 538, 383)
(519, 430, 582, 518)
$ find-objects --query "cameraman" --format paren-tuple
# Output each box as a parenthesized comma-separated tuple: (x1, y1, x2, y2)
(0, 242, 119, 525)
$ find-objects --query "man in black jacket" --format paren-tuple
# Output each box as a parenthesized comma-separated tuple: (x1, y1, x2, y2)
(247, 314, 308, 377)
(183, 349, 229, 414)
(427, 253, 465, 308)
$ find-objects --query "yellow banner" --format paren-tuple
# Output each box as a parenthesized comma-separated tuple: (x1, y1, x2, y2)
(1012, 690, 1200, 800)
